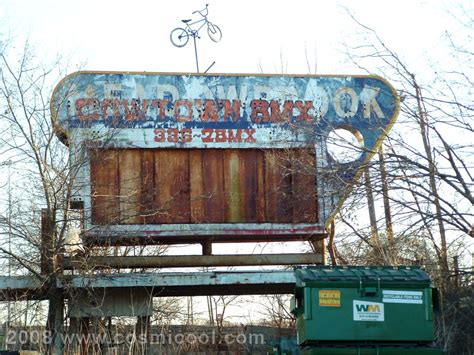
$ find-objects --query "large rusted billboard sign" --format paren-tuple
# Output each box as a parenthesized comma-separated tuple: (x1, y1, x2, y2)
(52, 72, 398, 244)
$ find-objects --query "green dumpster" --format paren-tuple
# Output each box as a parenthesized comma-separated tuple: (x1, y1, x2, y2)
(300, 345, 444, 355)
(291, 266, 439, 346)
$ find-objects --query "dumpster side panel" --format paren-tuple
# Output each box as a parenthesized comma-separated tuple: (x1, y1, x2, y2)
(294, 267, 436, 345)
(301, 346, 444, 355)
(298, 287, 434, 343)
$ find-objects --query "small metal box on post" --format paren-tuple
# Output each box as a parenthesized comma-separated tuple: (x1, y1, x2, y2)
(291, 266, 443, 355)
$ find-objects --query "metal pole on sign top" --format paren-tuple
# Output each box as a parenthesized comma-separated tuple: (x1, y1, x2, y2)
(169, 4, 222, 73)
(193, 35, 200, 73)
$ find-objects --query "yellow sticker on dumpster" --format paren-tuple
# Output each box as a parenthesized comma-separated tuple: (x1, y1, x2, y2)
(319, 290, 341, 307)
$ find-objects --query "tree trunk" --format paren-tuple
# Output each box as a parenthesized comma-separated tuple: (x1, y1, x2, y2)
(364, 166, 379, 243)
(412, 79, 450, 283)
(327, 222, 337, 266)
(42, 209, 64, 354)
(46, 284, 64, 354)
(378, 147, 394, 247)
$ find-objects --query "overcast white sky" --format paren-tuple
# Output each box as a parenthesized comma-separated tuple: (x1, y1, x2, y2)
(0, 0, 461, 76)
(0, 0, 471, 323)
(0, 1, 470, 255)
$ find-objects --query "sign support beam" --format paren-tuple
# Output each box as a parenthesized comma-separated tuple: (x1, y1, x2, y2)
(62, 253, 323, 270)
(0, 270, 298, 300)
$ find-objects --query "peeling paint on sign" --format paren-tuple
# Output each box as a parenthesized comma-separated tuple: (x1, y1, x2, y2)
(51, 72, 399, 241)
(52, 72, 398, 152)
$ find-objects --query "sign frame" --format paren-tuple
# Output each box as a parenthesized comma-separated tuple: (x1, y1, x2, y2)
(51, 71, 399, 245)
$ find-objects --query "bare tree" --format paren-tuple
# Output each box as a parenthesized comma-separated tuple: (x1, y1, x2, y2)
(0, 38, 82, 353)
(256, 294, 294, 330)
(333, 7, 473, 353)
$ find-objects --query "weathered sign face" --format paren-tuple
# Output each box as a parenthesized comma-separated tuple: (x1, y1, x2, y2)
(51, 72, 398, 244)
(52, 72, 397, 147)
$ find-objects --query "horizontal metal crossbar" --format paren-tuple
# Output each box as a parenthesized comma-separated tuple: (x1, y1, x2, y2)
(0, 270, 296, 300)
(63, 253, 323, 270)
(83, 224, 326, 245)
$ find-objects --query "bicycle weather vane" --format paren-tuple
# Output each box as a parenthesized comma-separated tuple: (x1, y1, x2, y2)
(170, 4, 222, 73)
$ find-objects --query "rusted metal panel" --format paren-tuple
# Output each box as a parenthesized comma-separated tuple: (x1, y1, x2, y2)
(202, 149, 226, 222)
(90, 150, 119, 224)
(292, 149, 317, 223)
(255, 150, 266, 222)
(119, 150, 141, 224)
(239, 149, 259, 222)
(264, 150, 292, 223)
(88, 148, 318, 226)
(140, 149, 155, 224)
(223, 150, 260, 222)
(223, 150, 243, 222)
(189, 150, 205, 222)
(154, 149, 190, 223)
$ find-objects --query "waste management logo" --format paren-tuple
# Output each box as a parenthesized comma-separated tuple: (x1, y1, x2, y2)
(353, 300, 384, 322)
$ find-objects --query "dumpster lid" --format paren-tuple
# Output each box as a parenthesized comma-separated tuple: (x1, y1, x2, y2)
(294, 266, 431, 287)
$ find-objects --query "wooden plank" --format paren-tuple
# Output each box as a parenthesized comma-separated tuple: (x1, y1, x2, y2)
(202, 150, 225, 222)
(239, 150, 258, 222)
(88, 148, 316, 226)
(189, 150, 205, 223)
(154, 150, 191, 223)
(140, 150, 155, 224)
(118, 150, 141, 224)
(292, 149, 317, 223)
(264, 150, 292, 222)
(264, 150, 278, 222)
(255, 150, 266, 222)
(90, 150, 119, 224)
(223, 150, 243, 222)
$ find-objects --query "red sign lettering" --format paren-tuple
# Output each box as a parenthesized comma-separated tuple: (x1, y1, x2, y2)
(221, 99, 241, 122)
(202, 128, 214, 142)
(151, 99, 169, 120)
(250, 100, 270, 123)
(227, 129, 242, 142)
(270, 100, 293, 122)
(201, 100, 219, 122)
(76, 98, 99, 121)
(295, 100, 315, 122)
(154, 128, 194, 143)
(76, 97, 316, 125)
(175, 100, 193, 122)
(244, 129, 256, 142)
